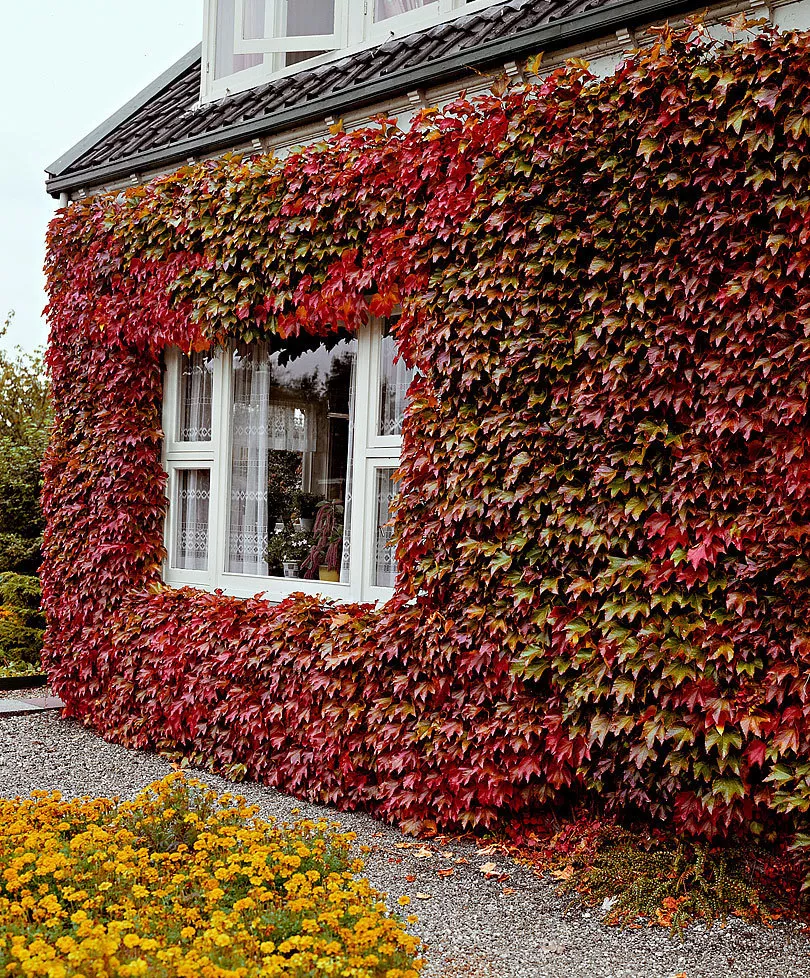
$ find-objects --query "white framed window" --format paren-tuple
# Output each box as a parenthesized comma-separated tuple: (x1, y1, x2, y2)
(162, 320, 414, 604)
(203, 0, 505, 99)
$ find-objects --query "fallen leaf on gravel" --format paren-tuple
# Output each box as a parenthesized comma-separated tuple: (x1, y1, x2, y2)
(550, 865, 574, 881)
(479, 862, 498, 875)
(388, 857, 403, 864)
(439, 852, 454, 860)
(502, 887, 516, 896)
(455, 857, 469, 865)
(394, 842, 413, 849)
(414, 848, 434, 859)
(405, 875, 417, 882)
(415, 893, 432, 900)
(436, 868, 454, 878)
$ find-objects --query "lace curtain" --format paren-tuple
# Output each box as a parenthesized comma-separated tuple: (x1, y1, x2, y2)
(268, 403, 316, 453)
(228, 350, 271, 575)
(374, 467, 398, 588)
(340, 358, 357, 580)
(174, 469, 211, 571)
(178, 351, 213, 442)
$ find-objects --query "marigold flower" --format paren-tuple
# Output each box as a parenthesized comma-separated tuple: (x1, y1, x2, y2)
(0, 775, 423, 977)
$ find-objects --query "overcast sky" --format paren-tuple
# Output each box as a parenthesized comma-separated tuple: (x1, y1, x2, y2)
(0, 1, 201, 352)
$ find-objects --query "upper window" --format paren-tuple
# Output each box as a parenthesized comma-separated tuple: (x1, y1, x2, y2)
(204, 0, 503, 97)
(162, 321, 415, 604)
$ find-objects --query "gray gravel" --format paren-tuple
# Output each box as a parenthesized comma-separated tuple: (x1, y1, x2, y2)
(1, 707, 809, 978)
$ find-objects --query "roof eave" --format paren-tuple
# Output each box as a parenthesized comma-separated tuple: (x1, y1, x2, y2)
(45, 43, 203, 180)
(46, 0, 697, 198)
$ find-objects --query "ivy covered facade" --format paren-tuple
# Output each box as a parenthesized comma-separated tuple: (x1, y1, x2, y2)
(43, 0, 810, 861)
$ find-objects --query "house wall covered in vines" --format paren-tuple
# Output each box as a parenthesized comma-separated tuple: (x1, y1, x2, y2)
(44, 25, 810, 840)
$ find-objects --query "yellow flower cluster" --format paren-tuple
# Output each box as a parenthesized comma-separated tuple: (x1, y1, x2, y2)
(0, 773, 423, 978)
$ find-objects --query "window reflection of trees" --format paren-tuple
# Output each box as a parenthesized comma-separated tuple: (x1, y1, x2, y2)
(260, 336, 356, 581)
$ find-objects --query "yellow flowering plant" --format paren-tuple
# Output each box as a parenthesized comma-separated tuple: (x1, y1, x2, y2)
(0, 773, 423, 978)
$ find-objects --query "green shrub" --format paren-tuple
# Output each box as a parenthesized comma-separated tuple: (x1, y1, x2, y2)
(539, 820, 805, 936)
(0, 319, 51, 576)
(0, 573, 43, 672)
(0, 572, 41, 610)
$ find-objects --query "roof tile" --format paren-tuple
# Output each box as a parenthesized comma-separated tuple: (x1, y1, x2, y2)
(55, 0, 617, 182)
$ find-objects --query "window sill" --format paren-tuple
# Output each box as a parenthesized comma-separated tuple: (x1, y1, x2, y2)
(162, 571, 395, 605)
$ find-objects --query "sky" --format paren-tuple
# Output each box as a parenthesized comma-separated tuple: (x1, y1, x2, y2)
(0, 1, 202, 352)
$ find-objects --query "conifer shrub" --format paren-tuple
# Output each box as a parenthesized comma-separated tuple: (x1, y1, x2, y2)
(0, 572, 44, 674)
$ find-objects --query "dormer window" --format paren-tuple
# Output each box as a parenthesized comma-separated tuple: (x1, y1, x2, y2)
(204, 0, 502, 99)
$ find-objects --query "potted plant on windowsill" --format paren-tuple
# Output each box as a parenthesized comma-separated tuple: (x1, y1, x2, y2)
(294, 491, 324, 533)
(265, 527, 311, 579)
(299, 500, 343, 583)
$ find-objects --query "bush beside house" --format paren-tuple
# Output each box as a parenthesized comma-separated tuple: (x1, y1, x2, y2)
(42, 25, 810, 871)
(0, 319, 49, 677)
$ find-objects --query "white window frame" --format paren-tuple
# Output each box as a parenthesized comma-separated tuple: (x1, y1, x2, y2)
(233, 0, 349, 55)
(162, 320, 407, 604)
(202, 0, 506, 100)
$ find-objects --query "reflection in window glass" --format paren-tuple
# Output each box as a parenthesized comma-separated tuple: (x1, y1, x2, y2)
(173, 470, 211, 571)
(378, 324, 414, 437)
(286, 0, 336, 36)
(227, 338, 357, 582)
(374, 0, 438, 22)
(178, 351, 215, 442)
(215, 0, 264, 79)
(283, 1, 335, 66)
(374, 467, 399, 588)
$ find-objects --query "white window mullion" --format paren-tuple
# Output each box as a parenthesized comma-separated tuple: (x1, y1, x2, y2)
(209, 350, 228, 586)
(348, 323, 373, 602)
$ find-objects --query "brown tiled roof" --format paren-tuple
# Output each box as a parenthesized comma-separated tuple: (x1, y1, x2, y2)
(46, 0, 694, 195)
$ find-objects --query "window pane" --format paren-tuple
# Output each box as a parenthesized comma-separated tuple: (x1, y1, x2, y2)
(172, 469, 211, 571)
(177, 351, 215, 442)
(286, 0, 335, 37)
(227, 338, 357, 582)
(215, 0, 263, 79)
(378, 324, 414, 437)
(374, 467, 398, 588)
(374, 0, 438, 22)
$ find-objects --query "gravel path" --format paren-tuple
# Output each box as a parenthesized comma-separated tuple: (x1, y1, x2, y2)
(1, 708, 809, 978)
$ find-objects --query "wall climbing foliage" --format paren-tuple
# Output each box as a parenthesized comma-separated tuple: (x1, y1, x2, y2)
(44, 23, 810, 846)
